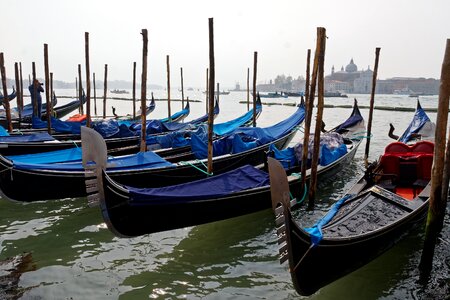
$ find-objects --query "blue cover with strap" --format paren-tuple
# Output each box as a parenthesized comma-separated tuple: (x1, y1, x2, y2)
(320, 143, 348, 166)
(127, 164, 270, 205)
(12, 151, 173, 171)
(191, 105, 305, 159)
(159, 106, 190, 123)
(0, 125, 9, 136)
(0, 132, 55, 142)
(304, 194, 353, 246)
(32, 116, 84, 134)
(7, 147, 82, 164)
(269, 144, 297, 169)
(213, 103, 262, 136)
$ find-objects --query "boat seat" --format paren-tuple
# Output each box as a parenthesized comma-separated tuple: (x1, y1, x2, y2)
(380, 154, 400, 177)
(416, 153, 433, 180)
(411, 141, 434, 154)
(384, 142, 410, 154)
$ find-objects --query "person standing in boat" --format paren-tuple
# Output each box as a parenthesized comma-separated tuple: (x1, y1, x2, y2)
(28, 79, 44, 118)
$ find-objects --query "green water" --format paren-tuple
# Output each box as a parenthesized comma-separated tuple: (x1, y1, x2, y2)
(0, 92, 448, 299)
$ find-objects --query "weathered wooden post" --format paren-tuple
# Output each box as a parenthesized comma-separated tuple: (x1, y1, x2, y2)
(32, 62, 37, 117)
(247, 67, 250, 111)
(132, 62, 136, 119)
(93, 72, 97, 116)
(103, 64, 108, 119)
(19, 62, 23, 113)
(0, 53, 13, 132)
(308, 27, 327, 208)
(252, 51, 258, 127)
(85, 32, 91, 127)
(205, 68, 209, 113)
(364, 48, 381, 167)
(166, 55, 171, 121)
(207, 18, 215, 175)
(420, 39, 450, 277)
(300, 49, 312, 198)
(50, 72, 53, 114)
(14, 62, 22, 120)
(180, 67, 184, 108)
(140, 29, 148, 152)
(78, 64, 84, 115)
(216, 82, 220, 104)
(44, 44, 52, 133)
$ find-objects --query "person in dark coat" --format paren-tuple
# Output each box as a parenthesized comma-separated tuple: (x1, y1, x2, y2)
(28, 79, 44, 118)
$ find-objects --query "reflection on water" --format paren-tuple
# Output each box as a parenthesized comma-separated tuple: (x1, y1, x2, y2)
(0, 92, 448, 299)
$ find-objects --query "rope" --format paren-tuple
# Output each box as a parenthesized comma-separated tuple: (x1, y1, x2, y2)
(289, 172, 307, 205)
(350, 130, 372, 140)
(179, 160, 213, 176)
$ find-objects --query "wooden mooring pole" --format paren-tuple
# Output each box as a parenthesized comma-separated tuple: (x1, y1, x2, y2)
(180, 67, 184, 108)
(19, 62, 23, 113)
(419, 39, 450, 278)
(247, 67, 250, 111)
(252, 51, 258, 127)
(132, 62, 136, 119)
(207, 18, 215, 175)
(0, 53, 13, 132)
(140, 29, 148, 152)
(205, 68, 209, 113)
(14, 62, 22, 120)
(308, 27, 327, 208)
(103, 64, 108, 119)
(31, 62, 37, 117)
(44, 44, 52, 133)
(78, 64, 83, 115)
(93, 72, 97, 116)
(300, 49, 311, 198)
(166, 55, 171, 121)
(364, 48, 381, 167)
(85, 32, 91, 127)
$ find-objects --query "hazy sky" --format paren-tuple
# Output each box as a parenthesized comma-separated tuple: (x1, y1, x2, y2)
(2, 0, 449, 88)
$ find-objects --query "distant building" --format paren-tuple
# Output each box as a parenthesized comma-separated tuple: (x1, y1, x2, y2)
(325, 58, 439, 95)
(257, 58, 440, 95)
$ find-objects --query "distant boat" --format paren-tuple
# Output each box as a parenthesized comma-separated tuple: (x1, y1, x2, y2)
(202, 90, 230, 95)
(283, 91, 304, 97)
(110, 89, 129, 94)
(259, 92, 288, 98)
(323, 91, 348, 98)
(409, 92, 435, 97)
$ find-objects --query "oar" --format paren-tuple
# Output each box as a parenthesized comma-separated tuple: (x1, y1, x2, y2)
(252, 51, 258, 127)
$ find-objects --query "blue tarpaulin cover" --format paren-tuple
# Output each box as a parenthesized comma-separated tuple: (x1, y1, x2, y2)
(191, 105, 305, 159)
(127, 164, 270, 205)
(213, 103, 262, 136)
(7, 147, 82, 164)
(0, 132, 55, 142)
(304, 194, 353, 246)
(398, 102, 431, 143)
(32, 116, 84, 134)
(269, 144, 297, 169)
(12, 150, 173, 171)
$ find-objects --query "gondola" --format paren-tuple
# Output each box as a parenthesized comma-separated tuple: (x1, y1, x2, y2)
(0, 100, 299, 202)
(270, 103, 436, 296)
(0, 98, 197, 156)
(81, 100, 364, 237)
(270, 139, 433, 296)
(0, 88, 16, 105)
